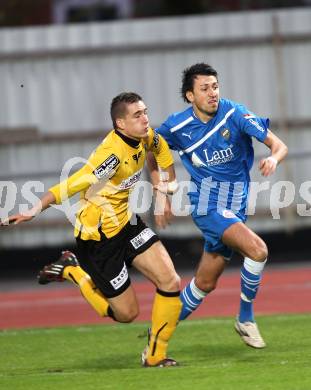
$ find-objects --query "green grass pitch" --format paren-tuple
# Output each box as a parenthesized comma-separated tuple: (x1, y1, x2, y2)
(1, 314, 311, 390)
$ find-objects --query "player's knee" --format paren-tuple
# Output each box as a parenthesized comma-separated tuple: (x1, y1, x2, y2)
(157, 272, 181, 292)
(169, 273, 181, 291)
(115, 305, 139, 323)
(196, 277, 218, 293)
(251, 239, 268, 262)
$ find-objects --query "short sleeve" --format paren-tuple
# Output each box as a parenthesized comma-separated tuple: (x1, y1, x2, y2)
(156, 117, 178, 151)
(234, 104, 269, 143)
(145, 127, 174, 169)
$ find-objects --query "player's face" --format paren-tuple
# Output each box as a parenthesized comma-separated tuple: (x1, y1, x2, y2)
(187, 75, 219, 121)
(118, 100, 150, 140)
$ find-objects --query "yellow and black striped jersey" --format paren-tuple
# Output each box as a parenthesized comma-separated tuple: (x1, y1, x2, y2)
(49, 128, 173, 240)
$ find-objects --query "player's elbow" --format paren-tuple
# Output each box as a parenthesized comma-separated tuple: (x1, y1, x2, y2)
(277, 141, 288, 162)
(283, 144, 289, 158)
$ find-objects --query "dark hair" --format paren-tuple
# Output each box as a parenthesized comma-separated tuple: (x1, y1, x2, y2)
(181, 63, 218, 103)
(110, 92, 142, 129)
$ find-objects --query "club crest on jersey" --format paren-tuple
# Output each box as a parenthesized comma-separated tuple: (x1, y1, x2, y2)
(93, 154, 120, 179)
(221, 128, 230, 140)
(132, 150, 142, 164)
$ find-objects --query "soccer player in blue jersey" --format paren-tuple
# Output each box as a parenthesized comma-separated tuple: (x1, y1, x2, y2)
(148, 63, 288, 348)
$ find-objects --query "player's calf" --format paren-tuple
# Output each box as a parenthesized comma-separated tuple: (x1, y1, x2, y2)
(239, 257, 267, 323)
(237, 257, 267, 348)
(179, 277, 209, 320)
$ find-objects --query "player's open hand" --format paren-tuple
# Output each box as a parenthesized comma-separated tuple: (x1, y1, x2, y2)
(0, 213, 34, 226)
(258, 156, 278, 177)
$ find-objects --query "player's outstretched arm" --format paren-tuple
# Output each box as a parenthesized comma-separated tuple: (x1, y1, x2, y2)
(146, 151, 174, 229)
(259, 130, 288, 177)
(0, 191, 56, 226)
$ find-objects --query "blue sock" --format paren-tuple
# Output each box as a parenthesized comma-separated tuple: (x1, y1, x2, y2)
(239, 264, 262, 323)
(239, 296, 254, 323)
(179, 278, 207, 320)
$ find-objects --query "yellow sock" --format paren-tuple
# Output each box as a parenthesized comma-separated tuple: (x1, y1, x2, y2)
(63, 266, 109, 317)
(146, 289, 182, 365)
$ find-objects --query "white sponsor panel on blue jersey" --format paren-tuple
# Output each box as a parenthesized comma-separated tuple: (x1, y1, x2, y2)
(203, 145, 234, 166)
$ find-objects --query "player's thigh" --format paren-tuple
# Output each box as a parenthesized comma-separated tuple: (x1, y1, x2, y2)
(107, 284, 139, 322)
(222, 222, 267, 260)
(76, 236, 132, 299)
(132, 241, 180, 292)
(195, 251, 227, 291)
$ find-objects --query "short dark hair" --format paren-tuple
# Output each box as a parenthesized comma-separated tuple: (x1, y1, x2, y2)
(181, 63, 218, 103)
(110, 92, 142, 129)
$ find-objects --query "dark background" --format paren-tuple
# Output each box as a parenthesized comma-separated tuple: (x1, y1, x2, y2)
(0, 0, 309, 28)
(1, 228, 309, 282)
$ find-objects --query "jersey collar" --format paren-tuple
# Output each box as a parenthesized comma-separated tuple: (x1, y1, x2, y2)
(115, 129, 140, 148)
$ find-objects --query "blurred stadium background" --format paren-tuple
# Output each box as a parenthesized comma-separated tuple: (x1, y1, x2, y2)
(1, 0, 311, 280)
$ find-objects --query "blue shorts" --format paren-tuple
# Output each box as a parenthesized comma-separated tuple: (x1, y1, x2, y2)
(192, 209, 246, 260)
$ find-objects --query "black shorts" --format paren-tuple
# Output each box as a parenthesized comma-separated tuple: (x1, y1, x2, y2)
(75, 215, 159, 298)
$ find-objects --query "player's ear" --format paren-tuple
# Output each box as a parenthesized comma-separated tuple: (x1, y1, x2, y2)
(116, 117, 125, 130)
(186, 90, 194, 103)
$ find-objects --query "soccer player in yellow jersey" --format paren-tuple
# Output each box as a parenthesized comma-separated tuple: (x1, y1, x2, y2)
(4, 92, 182, 367)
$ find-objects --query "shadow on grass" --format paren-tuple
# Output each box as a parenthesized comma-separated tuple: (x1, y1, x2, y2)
(175, 340, 266, 367)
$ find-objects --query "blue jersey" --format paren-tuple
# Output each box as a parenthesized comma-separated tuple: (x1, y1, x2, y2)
(156, 98, 269, 217)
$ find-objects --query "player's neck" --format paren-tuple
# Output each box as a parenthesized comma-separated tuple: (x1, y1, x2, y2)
(192, 107, 215, 124)
(115, 129, 140, 147)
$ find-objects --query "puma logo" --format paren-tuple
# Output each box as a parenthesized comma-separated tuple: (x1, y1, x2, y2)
(182, 132, 192, 140)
